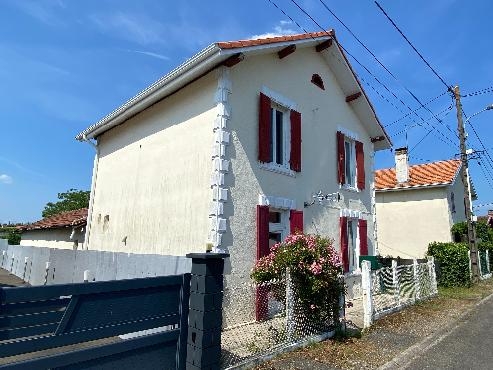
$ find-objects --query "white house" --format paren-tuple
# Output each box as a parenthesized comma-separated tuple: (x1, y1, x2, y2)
(20, 208, 87, 250)
(77, 30, 391, 325)
(375, 148, 473, 258)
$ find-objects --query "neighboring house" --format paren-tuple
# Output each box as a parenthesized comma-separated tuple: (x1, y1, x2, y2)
(375, 148, 474, 258)
(19, 208, 87, 250)
(477, 210, 493, 227)
(77, 30, 391, 325)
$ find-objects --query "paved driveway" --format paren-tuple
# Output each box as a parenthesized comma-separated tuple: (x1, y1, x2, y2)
(404, 295, 493, 370)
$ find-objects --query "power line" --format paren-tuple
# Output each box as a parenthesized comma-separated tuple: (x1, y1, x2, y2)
(374, 1, 451, 91)
(476, 159, 493, 192)
(409, 129, 433, 153)
(314, 0, 452, 131)
(389, 104, 454, 138)
(385, 91, 448, 128)
(462, 86, 493, 97)
(284, 0, 457, 149)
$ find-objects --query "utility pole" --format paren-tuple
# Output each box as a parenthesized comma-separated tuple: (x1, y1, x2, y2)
(453, 85, 479, 281)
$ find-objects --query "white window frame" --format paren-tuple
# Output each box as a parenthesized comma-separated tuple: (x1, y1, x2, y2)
(268, 208, 288, 243)
(347, 218, 360, 273)
(259, 87, 296, 177)
(344, 138, 356, 188)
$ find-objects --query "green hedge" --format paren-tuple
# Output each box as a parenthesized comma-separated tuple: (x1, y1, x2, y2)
(427, 242, 471, 287)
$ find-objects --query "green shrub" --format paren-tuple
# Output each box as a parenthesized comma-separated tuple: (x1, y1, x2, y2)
(427, 242, 471, 287)
(0, 227, 21, 245)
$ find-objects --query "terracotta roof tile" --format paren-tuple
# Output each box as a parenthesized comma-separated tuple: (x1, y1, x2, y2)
(216, 31, 332, 49)
(375, 159, 461, 190)
(21, 208, 88, 231)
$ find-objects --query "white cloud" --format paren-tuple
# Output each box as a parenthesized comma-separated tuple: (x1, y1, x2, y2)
(249, 22, 298, 40)
(125, 50, 170, 61)
(0, 174, 13, 184)
(89, 12, 165, 46)
(12, 0, 66, 26)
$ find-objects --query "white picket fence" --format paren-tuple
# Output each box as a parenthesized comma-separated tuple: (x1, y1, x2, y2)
(360, 257, 438, 328)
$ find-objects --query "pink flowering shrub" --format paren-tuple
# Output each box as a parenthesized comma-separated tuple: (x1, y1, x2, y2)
(251, 233, 345, 326)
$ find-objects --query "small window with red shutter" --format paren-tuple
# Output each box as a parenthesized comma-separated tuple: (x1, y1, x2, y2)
(258, 92, 301, 173)
(336, 131, 365, 190)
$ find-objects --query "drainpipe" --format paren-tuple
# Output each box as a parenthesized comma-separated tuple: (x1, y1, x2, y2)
(81, 134, 99, 250)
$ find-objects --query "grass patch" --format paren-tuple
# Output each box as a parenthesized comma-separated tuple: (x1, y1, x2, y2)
(439, 278, 493, 300)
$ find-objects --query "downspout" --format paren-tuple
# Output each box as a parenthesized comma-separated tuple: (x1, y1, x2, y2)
(81, 134, 99, 250)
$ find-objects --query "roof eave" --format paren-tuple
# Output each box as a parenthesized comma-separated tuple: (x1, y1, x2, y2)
(76, 44, 224, 141)
(376, 183, 451, 192)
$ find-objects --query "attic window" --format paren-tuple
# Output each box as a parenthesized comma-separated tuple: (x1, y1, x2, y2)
(311, 74, 325, 90)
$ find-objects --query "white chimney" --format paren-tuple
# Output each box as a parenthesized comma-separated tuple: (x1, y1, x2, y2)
(395, 147, 409, 184)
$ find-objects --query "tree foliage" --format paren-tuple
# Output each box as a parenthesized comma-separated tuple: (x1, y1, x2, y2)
(42, 189, 90, 218)
(0, 227, 21, 245)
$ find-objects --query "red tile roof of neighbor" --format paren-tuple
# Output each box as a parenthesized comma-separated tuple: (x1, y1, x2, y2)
(375, 159, 462, 190)
(20, 208, 88, 231)
(216, 31, 332, 49)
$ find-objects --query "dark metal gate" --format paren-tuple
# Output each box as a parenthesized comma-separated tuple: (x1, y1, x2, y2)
(0, 273, 190, 369)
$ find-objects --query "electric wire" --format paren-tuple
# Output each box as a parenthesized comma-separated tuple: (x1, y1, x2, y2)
(284, 0, 458, 148)
(315, 0, 454, 134)
(385, 91, 448, 128)
(374, 1, 451, 91)
(462, 86, 493, 97)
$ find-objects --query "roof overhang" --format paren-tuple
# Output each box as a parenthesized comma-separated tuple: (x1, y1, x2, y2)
(76, 32, 392, 149)
(376, 183, 451, 193)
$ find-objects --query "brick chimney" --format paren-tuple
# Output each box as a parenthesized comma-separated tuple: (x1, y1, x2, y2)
(395, 147, 409, 184)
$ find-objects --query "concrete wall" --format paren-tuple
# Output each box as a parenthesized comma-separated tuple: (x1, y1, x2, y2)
(376, 186, 452, 259)
(223, 47, 377, 325)
(0, 243, 190, 286)
(20, 227, 85, 250)
(87, 71, 217, 255)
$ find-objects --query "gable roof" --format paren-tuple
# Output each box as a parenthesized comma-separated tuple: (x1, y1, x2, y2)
(76, 30, 391, 150)
(375, 159, 462, 191)
(20, 208, 88, 231)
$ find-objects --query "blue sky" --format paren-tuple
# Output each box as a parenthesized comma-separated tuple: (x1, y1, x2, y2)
(1, 0, 492, 223)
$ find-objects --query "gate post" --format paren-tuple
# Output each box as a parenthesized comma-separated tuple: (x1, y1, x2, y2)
(185, 253, 229, 370)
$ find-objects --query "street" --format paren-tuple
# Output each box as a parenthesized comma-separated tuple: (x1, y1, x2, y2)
(404, 295, 493, 370)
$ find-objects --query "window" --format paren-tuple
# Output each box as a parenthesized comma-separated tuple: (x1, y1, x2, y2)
(340, 217, 368, 273)
(258, 92, 301, 173)
(344, 139, 356, 187)
(347, 219, 358, 272)
(337, 131, 365, 190)
(270, 105, 288, 167)
(268, 209, 287, 249)
(450, 192, 456, 213)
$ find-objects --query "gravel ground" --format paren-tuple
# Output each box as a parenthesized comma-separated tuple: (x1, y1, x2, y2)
(256, 279, 493, 370)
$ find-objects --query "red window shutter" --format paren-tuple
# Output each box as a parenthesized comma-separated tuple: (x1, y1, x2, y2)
(256, 205, 270, 259)
(290, 110, 302, 172)
(356, 140, 365, 190)
(340, 217, 349, 273)
(258, 93, 272, 163)
(359, 219, 368, 256)
(290, 210, 303, 234)
(256, 205, 270, 321)
(337, 131, 345, 184)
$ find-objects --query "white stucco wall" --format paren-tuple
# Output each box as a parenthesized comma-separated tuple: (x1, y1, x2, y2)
(376, 186, 453, 259)
(20, 228, 85, 250)
(447, 177, 467, 226)
(223, 47, 378, 325)
(87, 72, 217, 255)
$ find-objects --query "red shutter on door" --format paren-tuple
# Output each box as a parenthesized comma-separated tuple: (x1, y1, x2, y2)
(256, 205, 270, 259)
(290, 110, 302, 172)
(290, 210, 303, 234)
(340, 217, 349, 273)
(258, 93, 272, 163)
(337, 131, 345, 184)
(356, 140, 365, 190)
(359, 219, 368, 256)
(256, 205, 270, 321)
